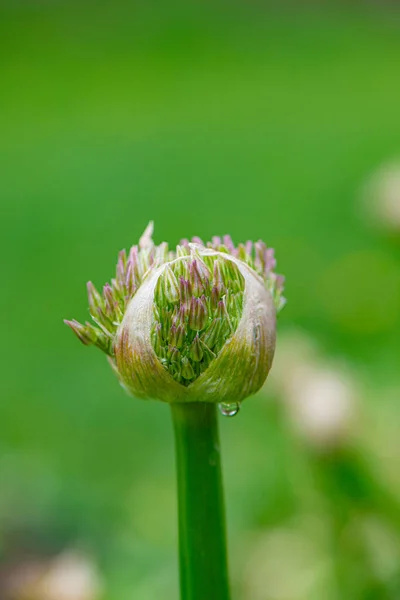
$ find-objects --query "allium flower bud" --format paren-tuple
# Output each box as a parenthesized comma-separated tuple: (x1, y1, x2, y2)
(65, 223, 285, 407)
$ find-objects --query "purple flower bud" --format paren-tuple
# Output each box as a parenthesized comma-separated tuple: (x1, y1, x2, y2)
(179, 277, 192, 307)
(116, 249, 127, 290)
(189, 259, 210, 297)
(125, 262, 137, 297)
(213, 259, 224, 287)
(168, 345, 181, 363)
(254, 241, 265, 271)
(181, 356, 195, 380)
(87, 281, 104, 317)
(237, 243, 253, 265)
(212, 236, 222, 247)
(228, 293, 243, 321)
(64, 319, 94, 345)
(191, 236, 205, 246)
(103, 284, 116, 319)
(211, 284, 222, 310)
(169, 324, 177, 346)
(276, 274, 285, 292)
(223, 235, 235, 253)
(152, 323, 163, 355)
(128, 245, 140, 278)
(190, 334, 203, 362)
(189, 296, 208, 331)
(201, 317, 222, 350)
(169, 324, 186, 348)
(216, 298, 231, 328)
(161, 265, 180, 304)
(265, 248, 277, 272)
(254, 242, 277, 277)
(245, 240, 253, 256)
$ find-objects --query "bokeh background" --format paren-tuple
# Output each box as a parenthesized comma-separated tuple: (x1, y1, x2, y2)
(1, 1, 400, 599)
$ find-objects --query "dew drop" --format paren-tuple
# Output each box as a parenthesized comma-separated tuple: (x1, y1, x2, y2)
(218, 402, 240, 417)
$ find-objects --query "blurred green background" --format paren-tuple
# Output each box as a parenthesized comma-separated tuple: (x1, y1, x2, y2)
(1, 2, 400, 599)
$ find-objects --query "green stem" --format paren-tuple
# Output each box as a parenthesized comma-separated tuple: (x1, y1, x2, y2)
(171, 402, 230, 600)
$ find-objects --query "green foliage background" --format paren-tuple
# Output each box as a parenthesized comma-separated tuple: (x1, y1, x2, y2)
(1, 2, 400, 599)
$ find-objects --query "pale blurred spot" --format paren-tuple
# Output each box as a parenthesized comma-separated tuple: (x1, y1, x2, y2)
(4, 551, 102, 600)
(318, 251, 400, 334)
(270, 330, 358, 449)
(241, 526, 330, 600)
(284, 365, 358, 449)
(360, 160, 400, 233)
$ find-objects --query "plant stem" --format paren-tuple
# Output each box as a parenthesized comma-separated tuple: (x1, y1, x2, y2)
(171, 402, 230, 600)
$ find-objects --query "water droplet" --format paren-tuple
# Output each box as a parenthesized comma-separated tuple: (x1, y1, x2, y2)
(218, 402, 240, 417)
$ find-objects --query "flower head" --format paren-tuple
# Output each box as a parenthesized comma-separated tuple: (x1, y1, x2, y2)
(65, 223, 285, 405)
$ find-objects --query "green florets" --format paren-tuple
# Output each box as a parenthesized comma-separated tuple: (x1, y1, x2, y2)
(151, 252, 245, 386)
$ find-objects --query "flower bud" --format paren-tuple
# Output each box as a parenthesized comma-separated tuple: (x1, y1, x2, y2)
(169, 324, 185, 349)
(151, 323, 163, 356)
(190, 334, 204, 362)
(181, 356, 195, 380)
(189, 256, 211, 297)
(158, 265, 180, 304)
(188, 296, 208, 331)
(87, 282, 104, 318)
(65, 223, 285, 406)
(179, 277, 192, 308)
